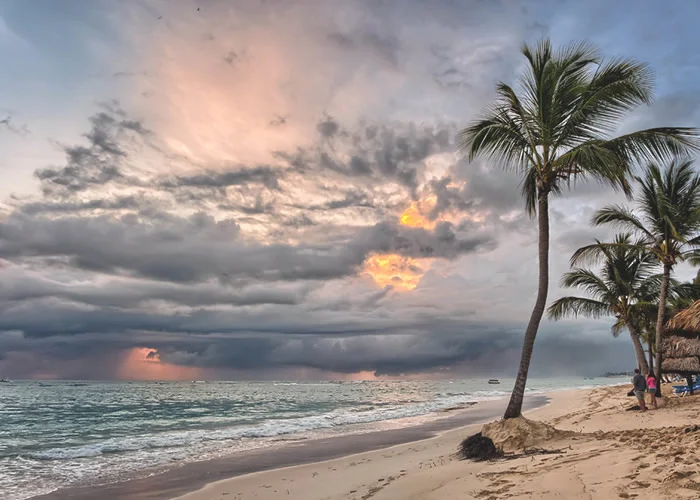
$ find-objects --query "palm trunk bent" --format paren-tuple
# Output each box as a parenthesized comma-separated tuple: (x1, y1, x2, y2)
(503, 191, 550, 419)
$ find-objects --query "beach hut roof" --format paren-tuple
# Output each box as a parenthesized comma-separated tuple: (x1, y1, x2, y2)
(662, 335, 700, 358)
(661, 356, 700, 375)
(666, 300, 700, 333)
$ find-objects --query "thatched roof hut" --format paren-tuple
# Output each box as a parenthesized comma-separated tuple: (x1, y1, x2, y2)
(662, 301, 700, 376)
(666, 300, 700, 332)
(662, 335, 700, 358)
(662, 356, 700, 374)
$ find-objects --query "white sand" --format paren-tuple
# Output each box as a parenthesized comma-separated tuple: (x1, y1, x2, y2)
(175, 385, 700, 499)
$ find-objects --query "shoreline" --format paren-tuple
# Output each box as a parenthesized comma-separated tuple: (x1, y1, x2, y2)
(175, 384, 700, 500)
(31, 393, 551, 500)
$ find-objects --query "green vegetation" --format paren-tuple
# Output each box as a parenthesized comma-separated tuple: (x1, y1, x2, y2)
(460, 38, 699, 418)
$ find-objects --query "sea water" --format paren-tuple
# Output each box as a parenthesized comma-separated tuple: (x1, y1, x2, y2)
(0, 377, 625, 499)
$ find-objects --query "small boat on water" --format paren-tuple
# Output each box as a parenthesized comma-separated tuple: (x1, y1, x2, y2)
(0, 378, 11, 383)
(487, 379, 500, 385)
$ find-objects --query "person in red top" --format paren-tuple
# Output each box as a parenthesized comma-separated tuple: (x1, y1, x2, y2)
(646, 372, 658, 410)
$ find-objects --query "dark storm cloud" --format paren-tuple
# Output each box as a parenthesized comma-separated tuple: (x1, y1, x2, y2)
(4, 0, 688, 383)
(218, 196, 275, 215)
(159, 165, 282, 191)
(292, 190, 377, 212)
(28, 106, 457, 222)
(425, 176, 473, 220)
(0, 314, 634, 378)
(34, 106, 150, 196)
(0, 268, 306, 310)
(316, 115, 340, 138)
(283, 213, 316, 228)
(19, 195, 144, 215)
(0, 213, 491, 283)
(279, 121, 455, 191)
(354, 221, 491, 260)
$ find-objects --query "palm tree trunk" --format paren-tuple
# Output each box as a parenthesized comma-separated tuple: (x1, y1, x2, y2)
(627, 323, 649, 375)
(648, 336, 654, 375)
(503, 191, 549, 419)
(654, 262, 672, 397)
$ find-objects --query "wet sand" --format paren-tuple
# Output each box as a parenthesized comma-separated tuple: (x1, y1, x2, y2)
(32, 395, 548, 500)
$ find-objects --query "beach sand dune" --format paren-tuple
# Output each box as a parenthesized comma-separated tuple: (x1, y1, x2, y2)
(176, 385, 700, 500)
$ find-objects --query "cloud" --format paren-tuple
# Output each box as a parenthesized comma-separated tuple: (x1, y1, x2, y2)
(0, 313, 633, 379)
(34, 105, 150, 196)
(0, 210, 490, 284)
(159, 165, 282, 191)
(18, 195, 145, 215)
(3, 0, 687, 380)
(0, 113, 30, 137)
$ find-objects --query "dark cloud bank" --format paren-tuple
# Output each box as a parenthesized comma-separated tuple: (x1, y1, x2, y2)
(0, 100, 640, 380)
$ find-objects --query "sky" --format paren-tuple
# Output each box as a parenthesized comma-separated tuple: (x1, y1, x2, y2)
(2, 0, 700, 380)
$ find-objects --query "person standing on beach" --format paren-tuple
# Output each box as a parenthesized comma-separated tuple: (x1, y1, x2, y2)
(646, 372, 658, 409)
(632, 369, 647, 412)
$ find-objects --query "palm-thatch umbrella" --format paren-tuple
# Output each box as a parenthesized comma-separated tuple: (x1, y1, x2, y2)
(663, 300, 700, 378)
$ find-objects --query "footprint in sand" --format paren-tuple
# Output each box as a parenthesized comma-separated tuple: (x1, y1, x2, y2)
(630, 480, 650, 488)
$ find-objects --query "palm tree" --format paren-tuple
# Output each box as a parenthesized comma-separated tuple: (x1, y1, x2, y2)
(548, 234, 656, 374)
(459, 38, 699, 418)
(587, 159, 700, 395)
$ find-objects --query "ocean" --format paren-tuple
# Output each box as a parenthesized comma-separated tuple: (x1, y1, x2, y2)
(0, 377, 625, 500)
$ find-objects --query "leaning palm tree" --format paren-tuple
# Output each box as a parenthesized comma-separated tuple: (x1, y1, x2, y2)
(548, 234, 656, 374)
(586, 159, 700, 395)
(459, 38, 699, 418)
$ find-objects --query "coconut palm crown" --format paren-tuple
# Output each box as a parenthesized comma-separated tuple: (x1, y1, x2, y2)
(583, 159, 700, 395)
(548, 234, 658, 374)
(459, 38, 699, 419)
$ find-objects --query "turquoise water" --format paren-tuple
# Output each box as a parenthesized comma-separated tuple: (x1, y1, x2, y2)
(0, 377, 625, 499)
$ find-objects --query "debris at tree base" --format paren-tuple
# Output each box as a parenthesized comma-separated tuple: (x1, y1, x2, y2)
(459, 417, 573, 462)
(481, 416, 571, 453)
(458, 432, 503, 461)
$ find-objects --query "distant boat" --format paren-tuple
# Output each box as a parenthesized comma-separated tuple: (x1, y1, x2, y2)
(488, 379, 500, 385)
(0, 378, 10, 383)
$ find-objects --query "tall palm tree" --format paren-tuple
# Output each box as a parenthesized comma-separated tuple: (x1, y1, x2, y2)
(548, 234, 657, 374)
(459, 39, 699, 418)
(587, 159, 700, 395)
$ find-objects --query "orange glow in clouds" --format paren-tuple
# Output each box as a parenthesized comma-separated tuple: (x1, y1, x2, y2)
(363, 254, 426, 291)
(363, 198, 440, 291)
(399, 198, 437, 229)
(117, 348, 202, 381)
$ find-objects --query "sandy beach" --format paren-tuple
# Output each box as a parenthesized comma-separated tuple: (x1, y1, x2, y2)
(174, 384, 700, 500)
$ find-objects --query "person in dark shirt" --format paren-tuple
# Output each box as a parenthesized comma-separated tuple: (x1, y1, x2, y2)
(632, 368, 647, 412)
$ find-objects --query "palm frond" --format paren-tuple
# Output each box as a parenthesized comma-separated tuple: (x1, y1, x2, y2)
(591, 205, 656, 241)
(458, 107, 534, 167)
(554, 58, 653, 148)
(547, 296, 610, 320)
(570, 240, 650, 267)
(606, 128, 700, 166)
(611, 316, 628, 338)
